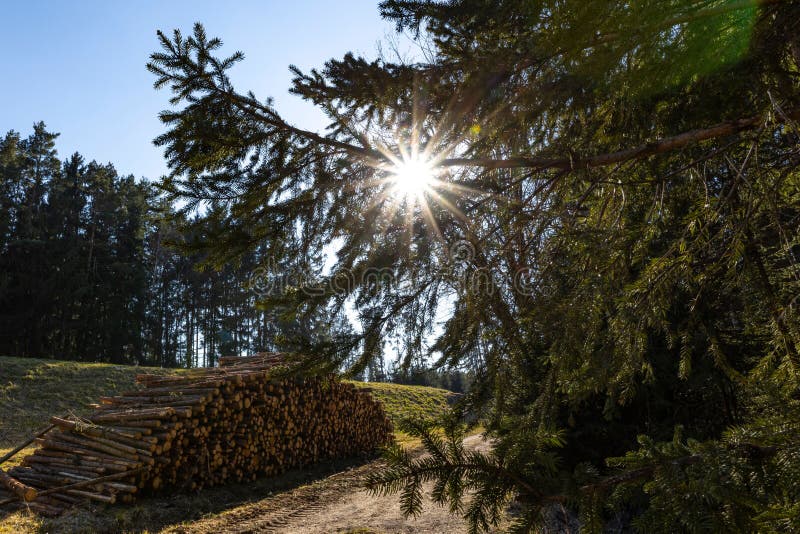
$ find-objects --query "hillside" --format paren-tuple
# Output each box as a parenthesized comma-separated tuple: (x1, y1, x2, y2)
(0, 356, 458, 533)
(356, 381, 457, 425)
(0, 355, 453, 450)
(0, 357, 183, 448)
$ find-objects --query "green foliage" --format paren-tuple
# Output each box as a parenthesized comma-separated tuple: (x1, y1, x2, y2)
(0, 125, 153, 361)
(367, 414, 577, 533)
(0, 123, 348, 366)
(146, 1, 800, 531)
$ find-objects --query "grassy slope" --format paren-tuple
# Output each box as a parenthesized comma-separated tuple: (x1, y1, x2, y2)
(0, 356, 455, 533)
(0, 356, 453, 447)
(354, 381, 455, 425)
(0, 357, 181, 447)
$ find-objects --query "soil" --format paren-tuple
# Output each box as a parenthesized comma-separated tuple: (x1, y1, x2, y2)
(171, 435, 494, 534)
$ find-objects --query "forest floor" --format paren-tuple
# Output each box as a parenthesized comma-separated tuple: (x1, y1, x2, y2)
(0, 356, 468, 533)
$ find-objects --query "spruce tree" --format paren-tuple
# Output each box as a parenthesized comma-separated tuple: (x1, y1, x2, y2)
(0, 123, 61, 356)
(143, 1, 798, 530)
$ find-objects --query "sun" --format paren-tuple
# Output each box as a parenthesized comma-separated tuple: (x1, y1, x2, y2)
(389, 157, 436, 199)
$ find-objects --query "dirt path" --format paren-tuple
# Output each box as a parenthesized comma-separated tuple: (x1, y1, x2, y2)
(172, 435, 492, 534)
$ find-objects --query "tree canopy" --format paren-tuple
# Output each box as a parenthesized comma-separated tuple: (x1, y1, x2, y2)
(0, 123, 297, 366)
(149, 1, 800, 531)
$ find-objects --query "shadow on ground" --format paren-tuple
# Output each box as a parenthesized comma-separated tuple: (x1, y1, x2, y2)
(0, 453, 377, 533)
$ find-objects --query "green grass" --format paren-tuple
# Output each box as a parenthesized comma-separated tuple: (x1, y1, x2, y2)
(348, 381, 456, 425)
(0, 356, 183, 448)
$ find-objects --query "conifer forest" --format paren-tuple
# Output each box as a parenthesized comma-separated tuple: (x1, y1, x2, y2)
(2, 0, 800, 532)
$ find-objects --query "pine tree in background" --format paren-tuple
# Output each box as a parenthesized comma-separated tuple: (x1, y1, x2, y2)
(0, 131, 24, 254)
(0, 123, 61, 356)
(44, 152, 88, 356)
(148, 0, 800, 530)
(0, 124, 286, 367)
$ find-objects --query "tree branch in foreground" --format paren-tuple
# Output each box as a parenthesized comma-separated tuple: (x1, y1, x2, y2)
(439, 110, 800, 171)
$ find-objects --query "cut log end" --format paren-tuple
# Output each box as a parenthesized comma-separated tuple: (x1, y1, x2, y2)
(0, 468, 39, 502)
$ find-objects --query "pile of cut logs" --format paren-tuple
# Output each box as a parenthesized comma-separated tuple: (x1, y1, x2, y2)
(0, 353, 393, 516)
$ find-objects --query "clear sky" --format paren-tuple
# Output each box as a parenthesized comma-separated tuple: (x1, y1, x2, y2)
(0, 0, 394, 180)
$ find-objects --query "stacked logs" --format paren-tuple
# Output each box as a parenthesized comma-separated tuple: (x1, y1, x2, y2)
(0, 353, 393, 515)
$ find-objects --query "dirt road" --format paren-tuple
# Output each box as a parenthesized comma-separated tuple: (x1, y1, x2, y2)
(172, 435, 492, 534)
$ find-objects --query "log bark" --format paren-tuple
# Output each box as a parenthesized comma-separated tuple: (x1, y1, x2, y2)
(0, 424, 55, 466)
(0, 468, 38, 502)
(1, 352, 393, 516)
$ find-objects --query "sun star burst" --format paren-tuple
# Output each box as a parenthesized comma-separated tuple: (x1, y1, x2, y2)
(390, 157, 437, 199)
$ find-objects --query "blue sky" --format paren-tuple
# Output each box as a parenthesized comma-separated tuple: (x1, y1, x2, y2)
(0, 0, 395, 180)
